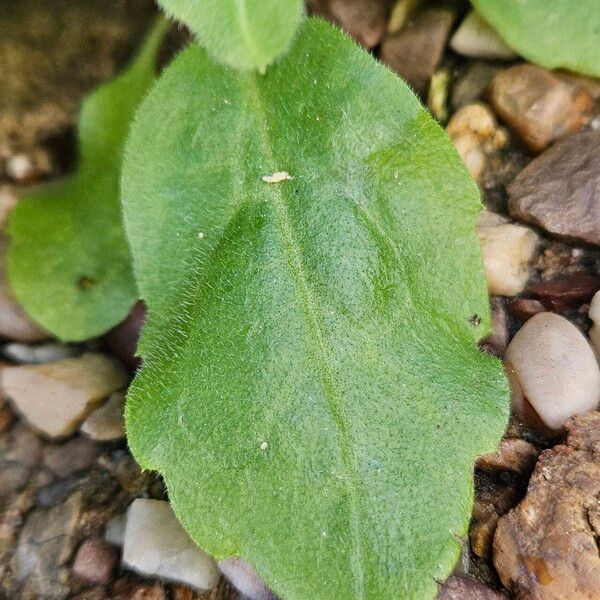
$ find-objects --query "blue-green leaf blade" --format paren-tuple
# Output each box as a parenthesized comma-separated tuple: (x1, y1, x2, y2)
(123, 19, 509, 600)
(7, 19, 169, 342)
(156, 0, 303, 71)
(471, 0, 600, 77)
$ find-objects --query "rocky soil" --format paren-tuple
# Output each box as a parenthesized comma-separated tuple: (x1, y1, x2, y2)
(1, 1, 600, 599)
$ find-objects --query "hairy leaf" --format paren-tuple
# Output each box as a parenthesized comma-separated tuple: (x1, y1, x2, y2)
(7, 19, 169, 342)
(156, 0, 303, 71)
(471, 0, 600, 76)
(123, 19, 508, 600)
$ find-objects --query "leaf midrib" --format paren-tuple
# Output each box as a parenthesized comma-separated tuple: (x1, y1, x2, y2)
(243, 73, 368, 599)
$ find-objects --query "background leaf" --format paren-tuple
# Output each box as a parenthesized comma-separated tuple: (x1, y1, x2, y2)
(156, 0, 303, 71)
(123, 19, 509, 600)
(471, 0, 600, 77)
(7, 19, 169, 342)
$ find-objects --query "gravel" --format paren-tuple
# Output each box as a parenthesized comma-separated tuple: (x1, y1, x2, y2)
(450, 10, 516, 60)
(505, 312, 600, 436)
(2, 353, 128, 438)
(380, 6, 457, 95)
(494, 413, 600, 599)
(489, 64, 594, 152)
(508, 129, 600, 246)
(122, 499, 220, 591)
(477, 211, 539, 296)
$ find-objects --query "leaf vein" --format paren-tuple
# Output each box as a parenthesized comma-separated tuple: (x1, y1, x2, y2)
(245, 74, 368, 599)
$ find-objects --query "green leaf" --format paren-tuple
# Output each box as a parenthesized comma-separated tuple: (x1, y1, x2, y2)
(7, 19, 169, 342)
(471, 0, 600, 77)
(123, 18, 508, 600)
(156, 0, 303, 71)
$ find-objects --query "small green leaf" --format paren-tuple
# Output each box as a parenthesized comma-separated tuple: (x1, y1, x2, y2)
(471, 0, 600, 77)
(156, 0, 303, 71)
(7, 19, 169, 342)
(123, 19, 508, 600)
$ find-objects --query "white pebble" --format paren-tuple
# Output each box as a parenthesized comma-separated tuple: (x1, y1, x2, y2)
(122, 499, 219, 591)
(477, 211, 539, 296)
(505, 312, 600, 435)
(219, 558, 276, 600)
(450, 11, 517, 60)
(2, 342, 78, 364)
(5, 154, 35, 182)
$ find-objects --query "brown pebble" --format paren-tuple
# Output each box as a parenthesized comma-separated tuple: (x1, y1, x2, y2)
(306, 0, 390, 49)
(556, 69, 600, 100)
(522, 272, 600, 312)
(493, 413, 600, 598)
(508, 130, 600, 246)
(490, 64, 594, 152)
(72, 538, 119, 586)
(43, 436, 101, 478)
(111, 578, 168, 600)
(2, 352, 129, 439)
(103, 301, 146, 370)
(69, 587, 107, 600)
(3, 423, 43, 467)
(476, 438, 539, 475)
(438, 575, 506, 599)
(507, 298, 546, 321)
(380, 7, 456, 95)
(0, 404, 15, 433)
(171, 585, 200, 600)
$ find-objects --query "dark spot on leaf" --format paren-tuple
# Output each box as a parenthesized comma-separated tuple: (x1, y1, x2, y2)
(78, 276, 97, 291)
(469, 314, 481, 326)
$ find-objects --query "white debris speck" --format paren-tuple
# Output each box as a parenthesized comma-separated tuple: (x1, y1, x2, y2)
(198, 232, 205, 239)
(223, 98, 231, 105)
(5, 154, 35, 182)
(262, 171, 292, 184)
(260, 441, 268, 450)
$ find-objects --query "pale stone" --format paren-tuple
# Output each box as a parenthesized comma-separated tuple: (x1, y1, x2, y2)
(446, 104, 507, 181)
(590, 291, 600, 356)
(105, 513, 127, 547)
(2, 353, 128, 438)
(80, 391, 126, 441)
(447, 103, 497, 138)
(122, 499, 219, 591)
(505, 312, 600, 434)
(477, 211, 539, 296)
(219, 558, 276, 600)
(452, 133, 486, 181)
(5, 153, 35, 182)
(3, 342, 78, 364)
(450, 11, 517, 60)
